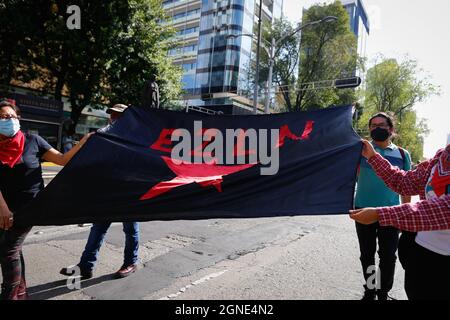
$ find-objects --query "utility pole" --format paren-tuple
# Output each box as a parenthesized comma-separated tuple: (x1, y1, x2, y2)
(253, 0, 263, 114)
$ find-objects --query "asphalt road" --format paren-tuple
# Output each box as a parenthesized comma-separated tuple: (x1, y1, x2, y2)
(5, 215, 406, 300)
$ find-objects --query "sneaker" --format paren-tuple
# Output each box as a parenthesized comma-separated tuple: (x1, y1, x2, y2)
(115, 264, 137, 279)
(60, 265, 93, 280)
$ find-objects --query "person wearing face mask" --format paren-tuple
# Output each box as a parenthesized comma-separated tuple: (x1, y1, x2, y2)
(354, 112, 412, 300)
(60, 103, 140, 280)
(0, 98, 93, 300)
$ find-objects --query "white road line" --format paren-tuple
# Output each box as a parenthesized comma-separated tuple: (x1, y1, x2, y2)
(159, 270, 228, 300)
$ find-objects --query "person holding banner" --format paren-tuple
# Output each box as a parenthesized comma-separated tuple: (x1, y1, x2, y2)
(353, 112, 412, 300)
(350, 141, 450, 300)
(60, 103, 140, 280)
(0, 98, 92, 300)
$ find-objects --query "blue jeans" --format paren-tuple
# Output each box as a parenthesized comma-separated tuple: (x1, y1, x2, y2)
(79, 222, 139, 271)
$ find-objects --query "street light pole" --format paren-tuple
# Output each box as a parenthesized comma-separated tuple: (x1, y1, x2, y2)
(253, 0, 263, 114)
(227, 16, 338, 114)
(264, 37, 276, 114)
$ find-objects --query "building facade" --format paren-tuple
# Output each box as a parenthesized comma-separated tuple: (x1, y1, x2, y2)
(1, 90, 63, 149)
(2, 86, 108, 150)
(342, 0, 370, 67)
(164, 0, 283, 113)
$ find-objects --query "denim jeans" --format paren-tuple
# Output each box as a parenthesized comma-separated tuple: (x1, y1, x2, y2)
(0, 226, 32, 300)
(355, 220, 399, 294)
(79, 222, 139, 271)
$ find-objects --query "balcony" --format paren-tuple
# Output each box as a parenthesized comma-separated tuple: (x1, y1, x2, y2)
(170, 48, 197, 58)
(163, 12, 201, 26)
(163, 0, 201, 11)
(173, 31, 200, 42)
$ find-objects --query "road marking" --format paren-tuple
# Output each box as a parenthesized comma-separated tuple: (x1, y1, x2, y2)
(159, 270, 228, 300)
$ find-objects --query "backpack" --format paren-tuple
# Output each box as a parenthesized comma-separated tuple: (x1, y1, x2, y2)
(398, 147, 407, 170)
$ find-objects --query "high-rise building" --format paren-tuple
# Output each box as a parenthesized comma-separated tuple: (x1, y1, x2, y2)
(341, 0, 370, 62)
(163, 0, 283, 114)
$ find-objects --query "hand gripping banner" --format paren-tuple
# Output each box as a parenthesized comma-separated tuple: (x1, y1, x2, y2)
(15, 105, 362, 226)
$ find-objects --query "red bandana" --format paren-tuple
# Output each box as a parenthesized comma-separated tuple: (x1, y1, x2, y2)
(0, 130, 25, 168)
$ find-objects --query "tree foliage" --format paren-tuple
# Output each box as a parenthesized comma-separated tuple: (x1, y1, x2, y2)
(0, 0, 182, 131)
(357, 56, 439, 161)
(250, 1, 360, 112)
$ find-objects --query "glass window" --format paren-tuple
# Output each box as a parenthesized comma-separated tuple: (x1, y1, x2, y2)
(182, 74, 196, 89)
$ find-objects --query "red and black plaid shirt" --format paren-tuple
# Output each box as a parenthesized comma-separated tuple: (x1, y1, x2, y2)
(368, 150, 450, 232)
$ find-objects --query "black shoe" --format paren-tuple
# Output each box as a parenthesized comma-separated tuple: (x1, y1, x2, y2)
(376, 291, 396, 301)
(60, 265, 93, 279)
(377, 291, 387, 301)
(361, 289, 376, 300)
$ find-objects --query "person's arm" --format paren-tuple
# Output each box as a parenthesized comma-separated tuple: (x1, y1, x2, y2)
(0, 191, 13, 230)
(362, 140, 432, 196)
(42, 132, 94, 166)
(350, 194, 450, 232)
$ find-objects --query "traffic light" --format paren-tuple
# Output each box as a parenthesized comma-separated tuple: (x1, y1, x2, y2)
(334, 77, 362, 89)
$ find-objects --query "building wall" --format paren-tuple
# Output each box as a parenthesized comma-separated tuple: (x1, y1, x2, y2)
(164, 0, 283, 109)
(3, 86, 109, 149)
(342, 0, 370, 60)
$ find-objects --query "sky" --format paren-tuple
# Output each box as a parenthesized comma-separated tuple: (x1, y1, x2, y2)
(282, 0, 450, 158)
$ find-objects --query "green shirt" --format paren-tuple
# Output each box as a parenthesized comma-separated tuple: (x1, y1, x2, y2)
(355, 142, 412, 208)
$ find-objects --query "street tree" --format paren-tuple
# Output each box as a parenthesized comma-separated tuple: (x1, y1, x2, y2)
(357, 56, 439, 161)
(0, 0, 182, 131)
(295, 1, 359, 111)
(249, 1, 360, 112)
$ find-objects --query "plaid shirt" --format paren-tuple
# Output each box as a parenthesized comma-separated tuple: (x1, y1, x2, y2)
(368, 151, 450, 232)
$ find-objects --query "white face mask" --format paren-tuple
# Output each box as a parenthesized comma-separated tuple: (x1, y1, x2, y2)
(0, 118, 20, 137)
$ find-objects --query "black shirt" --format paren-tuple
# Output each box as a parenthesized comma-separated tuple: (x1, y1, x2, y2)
(0, 133, 52, 212)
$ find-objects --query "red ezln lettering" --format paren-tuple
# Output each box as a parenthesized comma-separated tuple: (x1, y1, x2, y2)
(277, 121, 314, 148)
(151, 129, 176, 153)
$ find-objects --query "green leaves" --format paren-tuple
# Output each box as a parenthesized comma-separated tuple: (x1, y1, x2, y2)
(250, 1, 359, 112)
(357, 56, 440, 161)
(296, 1, 358, 111)
(1, 0, 182, 128)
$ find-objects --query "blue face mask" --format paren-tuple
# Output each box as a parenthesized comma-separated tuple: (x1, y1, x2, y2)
(0, 118, 21, 137)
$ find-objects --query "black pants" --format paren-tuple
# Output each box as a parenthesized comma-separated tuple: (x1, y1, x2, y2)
(398, 232, 450, 300)
(0, 226, 32, 300)
(355, 221, 399, 294)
